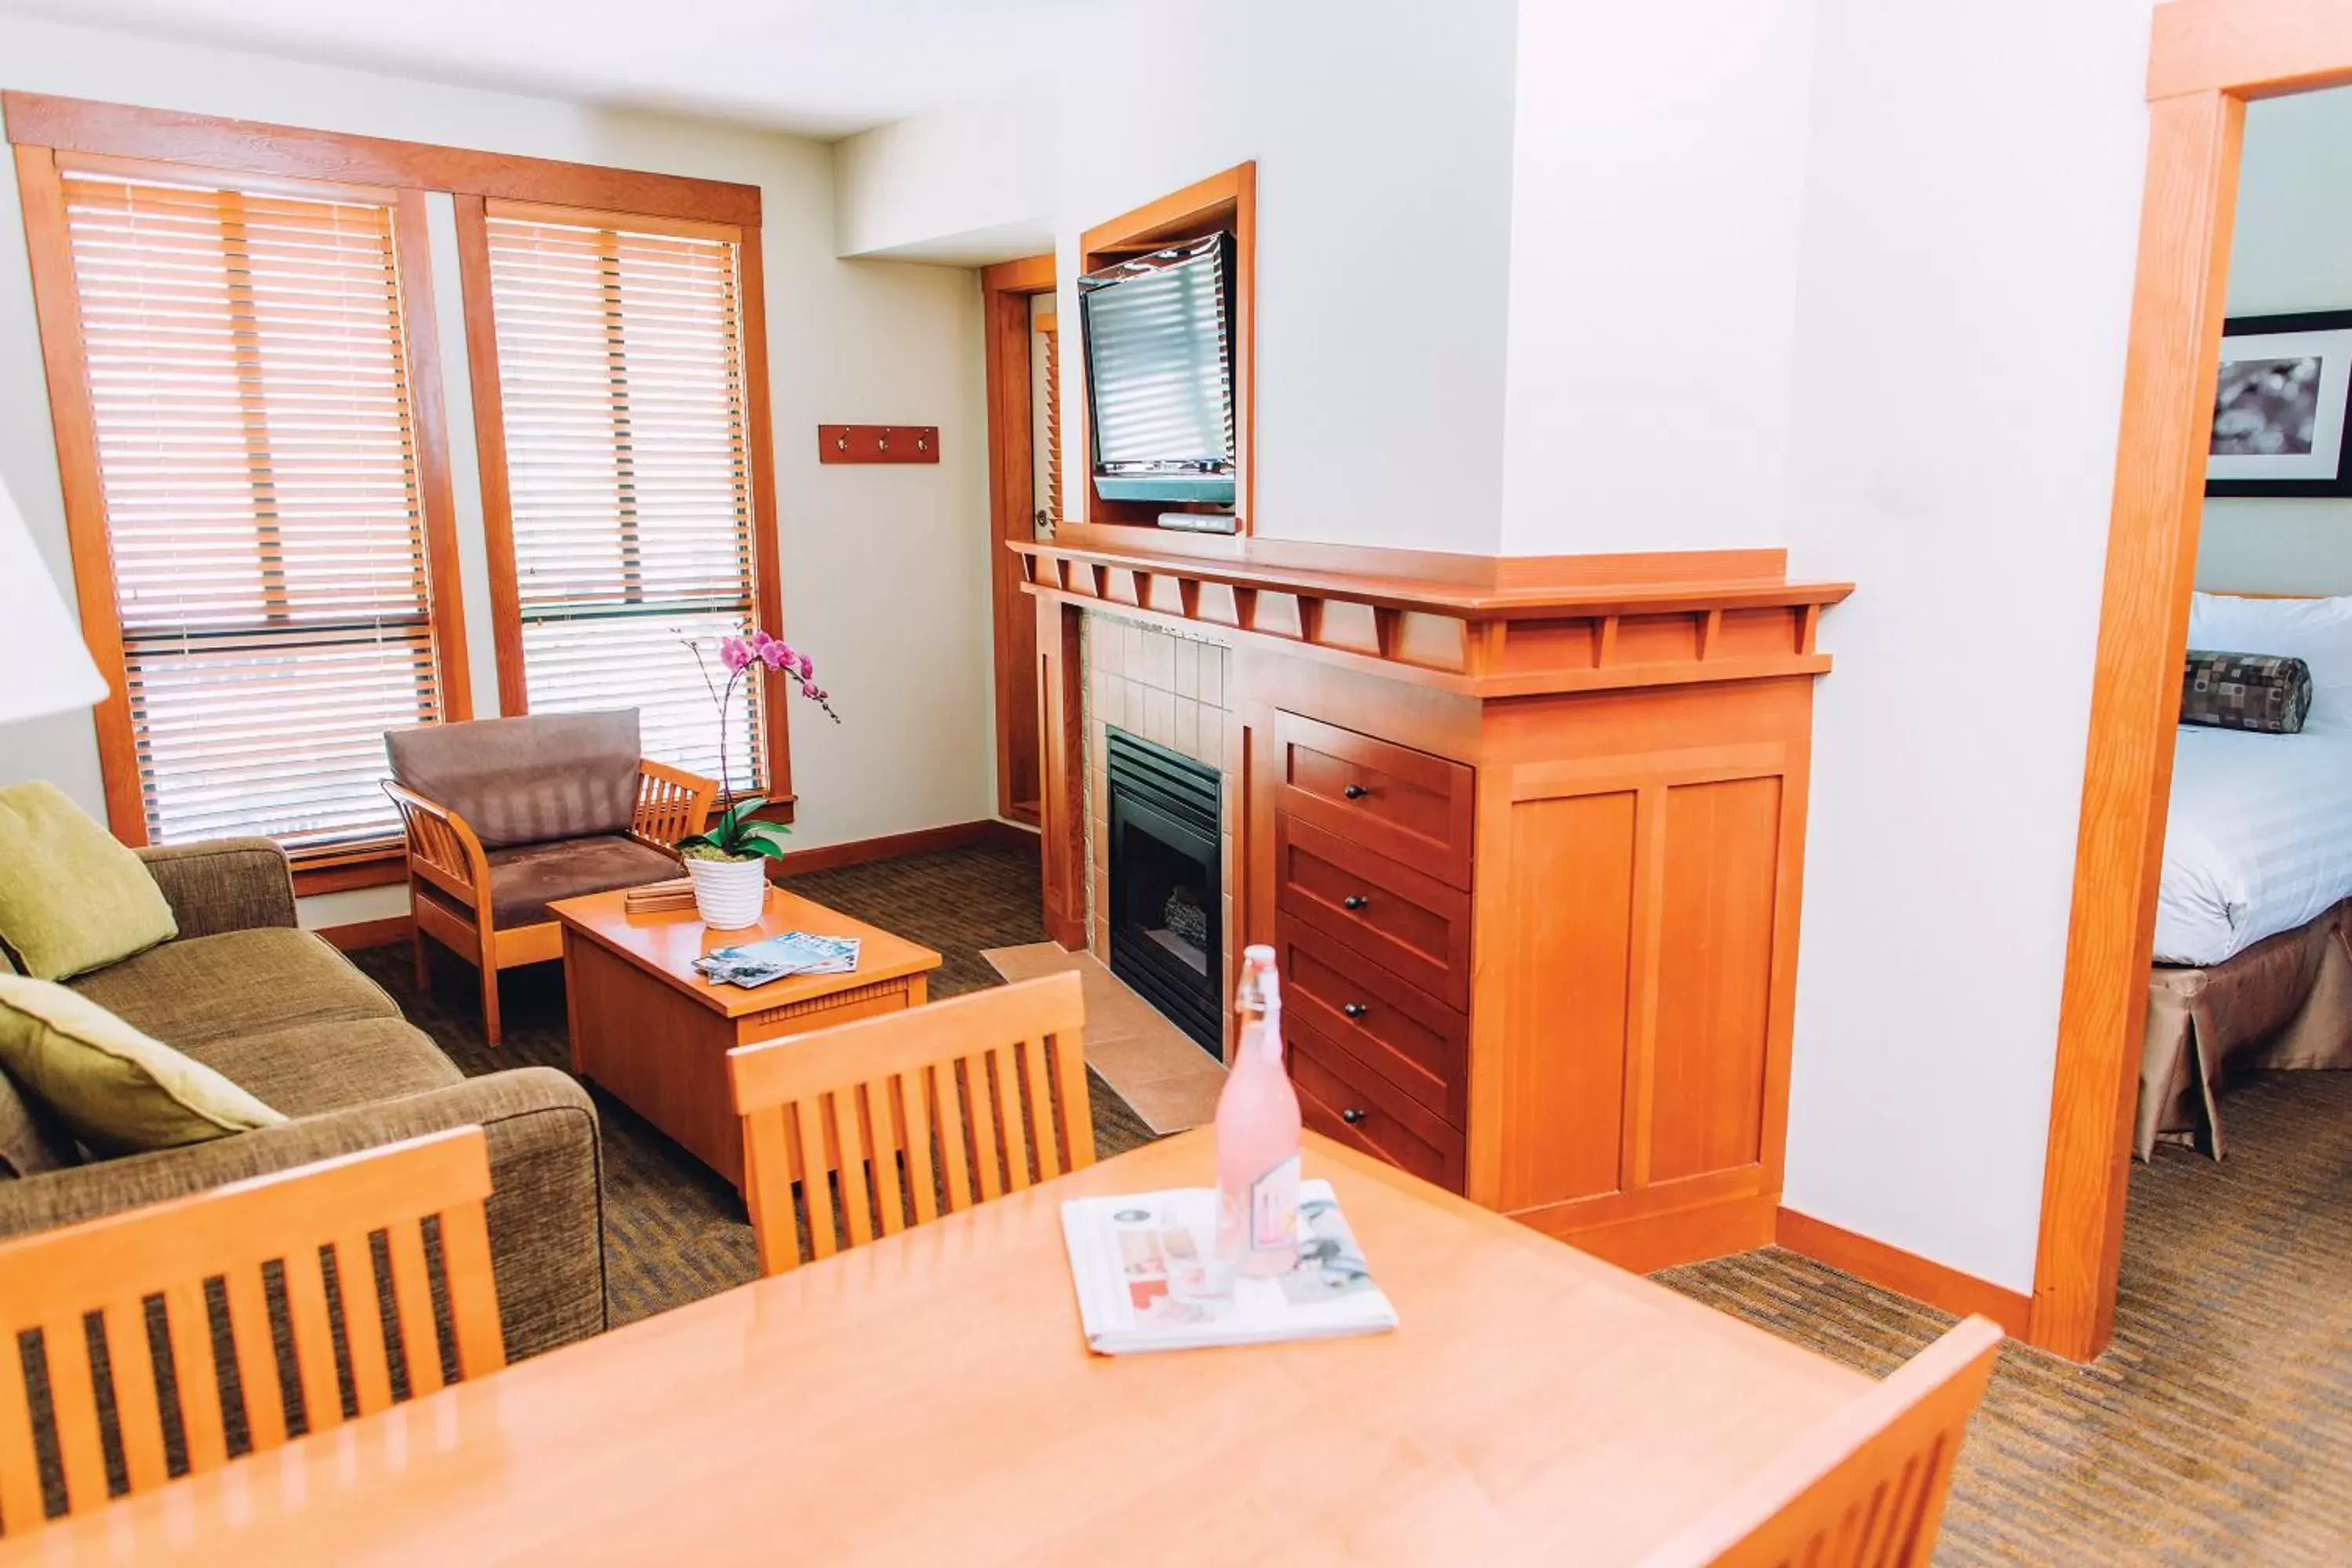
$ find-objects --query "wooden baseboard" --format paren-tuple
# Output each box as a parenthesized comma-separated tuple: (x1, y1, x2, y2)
(1774, 1207, 2034, 1336)
(314, 915, 413, 952)
(1521, 1192, 1779, 1275)
(775, 818, 1036, 876)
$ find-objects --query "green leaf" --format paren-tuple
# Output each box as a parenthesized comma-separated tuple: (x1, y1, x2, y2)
(739, 822, 793, 848)
(727, 795, 769, 822)
(740, 836, 789, 861)
(676, 833, 715, 852)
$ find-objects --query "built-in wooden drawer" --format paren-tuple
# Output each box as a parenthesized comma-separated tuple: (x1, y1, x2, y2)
(1277, 918, 1467, 1128)
(1274, 813, 1472, 1010)
(1273, 712, 1473, 890)
(1290, 1014, 1466, 1193)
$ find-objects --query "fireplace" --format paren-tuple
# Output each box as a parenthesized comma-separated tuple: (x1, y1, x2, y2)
(1105, 728, 1223, 1057)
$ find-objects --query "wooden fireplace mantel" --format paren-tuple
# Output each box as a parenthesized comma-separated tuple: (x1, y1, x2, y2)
(1011, 528, 1853, 699)
(1020, 524, 1853, 1276)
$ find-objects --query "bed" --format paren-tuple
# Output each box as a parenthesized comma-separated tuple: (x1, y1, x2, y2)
(2138, 592, 2352, 1158)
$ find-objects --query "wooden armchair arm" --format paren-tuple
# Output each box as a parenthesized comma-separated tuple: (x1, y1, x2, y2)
(633, 759, 719, 848)
(383, 781, 494, 913)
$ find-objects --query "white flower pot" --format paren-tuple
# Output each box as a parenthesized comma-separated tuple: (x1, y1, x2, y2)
(685, 856, 769, 930)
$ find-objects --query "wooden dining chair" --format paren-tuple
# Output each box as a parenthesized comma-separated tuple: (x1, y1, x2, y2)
(1640, 1315, 2004, 1568)
(0, 1127, 505, 1534)
(728, 971, 1093, 1276)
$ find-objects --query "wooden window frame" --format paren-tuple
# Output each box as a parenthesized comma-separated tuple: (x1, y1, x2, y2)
(2037, 0, 2352, 1361)
(5, 93, 789, 888)
(12, 141, 470, 891)
(454, 195, 792, 816)
(1073, 162, 1257, 537)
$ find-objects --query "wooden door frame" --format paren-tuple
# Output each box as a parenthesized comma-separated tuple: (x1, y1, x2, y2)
(982, 253, 1058, 828)
(2034, 0, 2352, 1362)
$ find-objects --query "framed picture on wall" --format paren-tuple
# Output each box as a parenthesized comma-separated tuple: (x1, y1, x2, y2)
(2207, 309, 2352, 496)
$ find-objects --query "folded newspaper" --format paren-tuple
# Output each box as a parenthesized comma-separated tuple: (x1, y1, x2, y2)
(692, 931, 860, 988)
(1062, 1180, 1398, 1354)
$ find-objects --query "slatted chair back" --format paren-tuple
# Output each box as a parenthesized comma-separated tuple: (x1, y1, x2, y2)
(630, 759, 717, 847)
(728, 972, 1093, 1276)
(0, 1127, 505, 1534)
(1640, 1315, 2003, 1568)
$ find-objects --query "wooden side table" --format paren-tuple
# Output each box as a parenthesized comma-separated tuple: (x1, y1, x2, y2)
(548, 886, 942, 1190)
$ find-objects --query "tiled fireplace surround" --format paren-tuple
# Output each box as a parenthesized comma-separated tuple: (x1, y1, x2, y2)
(1080, 609, 1239, 1054)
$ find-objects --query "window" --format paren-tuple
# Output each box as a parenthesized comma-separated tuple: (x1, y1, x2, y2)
(474, 202, 770, 793)
(42, 158, 459, 858)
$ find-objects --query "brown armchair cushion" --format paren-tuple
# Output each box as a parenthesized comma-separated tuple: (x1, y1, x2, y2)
(486, 836, 681, 928)
(386, 710, 642, 848)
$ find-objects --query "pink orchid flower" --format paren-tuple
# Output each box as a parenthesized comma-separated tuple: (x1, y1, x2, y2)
(718, 636, 754, 673)
(758, 638, 794, 671)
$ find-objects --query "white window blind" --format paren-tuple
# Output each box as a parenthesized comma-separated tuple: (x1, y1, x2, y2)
(59, 164, 444, 857)
(482, 206, 763, 791)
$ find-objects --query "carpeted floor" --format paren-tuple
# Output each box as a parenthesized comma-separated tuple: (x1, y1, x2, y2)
(360, 843, 2352, 1563)
(1661, 1069, 2352, 1566)
(350, 841, 1152, 1327)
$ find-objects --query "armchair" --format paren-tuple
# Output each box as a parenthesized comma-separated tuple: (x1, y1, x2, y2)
(385, 710, 717, 1044)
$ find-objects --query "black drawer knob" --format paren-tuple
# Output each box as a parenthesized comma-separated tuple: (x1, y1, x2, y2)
(1343, 784, 1370, 800)
(1342, 894, 1369, 911)
(1341, 1107, 1367, 1125)
(1342, 1002, 1369, 1020)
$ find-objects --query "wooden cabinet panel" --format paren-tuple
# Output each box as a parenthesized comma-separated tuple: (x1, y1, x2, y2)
(1494, 788, 1639, 1213)
(1274, 813, 1472, 1008)
(1277, 918, 1468, 1127)
(1290, 1014, 1466, 1192)
(1648, 775, 1781, 1183)
(1274, 710, 1474, 889)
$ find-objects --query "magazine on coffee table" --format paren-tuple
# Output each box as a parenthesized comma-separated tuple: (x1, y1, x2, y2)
(1062, 1180, 1398, 1354)
(692, 931, 860, 988)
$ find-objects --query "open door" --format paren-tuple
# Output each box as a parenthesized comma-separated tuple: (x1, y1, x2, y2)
(983, 254, 1058, 827)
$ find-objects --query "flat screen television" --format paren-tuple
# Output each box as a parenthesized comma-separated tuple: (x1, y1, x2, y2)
(1078, 231, 1237, 510)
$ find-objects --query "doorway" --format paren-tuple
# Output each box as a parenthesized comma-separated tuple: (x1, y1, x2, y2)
(982, 254, 1061, 829)
(2036, 0, 2352, 1362)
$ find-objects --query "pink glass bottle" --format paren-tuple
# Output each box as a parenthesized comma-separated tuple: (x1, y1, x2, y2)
(1215, 944, 1301, 1276)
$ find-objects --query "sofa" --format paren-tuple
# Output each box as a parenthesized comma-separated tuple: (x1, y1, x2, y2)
(0, 837, 606, 1362)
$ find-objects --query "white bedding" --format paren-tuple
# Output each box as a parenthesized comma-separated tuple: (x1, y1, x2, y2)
(2154, 724, 2352, 965)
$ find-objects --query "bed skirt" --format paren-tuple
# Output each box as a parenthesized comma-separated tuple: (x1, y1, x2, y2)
(2137, 901, 2352, 1160)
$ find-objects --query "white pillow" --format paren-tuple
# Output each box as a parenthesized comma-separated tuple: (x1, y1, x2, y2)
(2187, 592, 2352, 732)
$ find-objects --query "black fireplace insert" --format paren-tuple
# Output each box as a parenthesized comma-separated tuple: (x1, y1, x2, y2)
(1105, 728, 1222, 1058)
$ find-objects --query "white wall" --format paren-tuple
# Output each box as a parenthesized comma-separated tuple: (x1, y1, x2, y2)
(1052, 0, 1521, 552)
(1495, 0, 1818, 556)
(832, 88, 1054, 265)
(2197, 87, 2352, 596)
(0, 14, 996, 927)
(1773, 0, 2158, 1290)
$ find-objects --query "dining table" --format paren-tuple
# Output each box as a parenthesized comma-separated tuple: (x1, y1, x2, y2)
(2, 1129, 1867, 1565)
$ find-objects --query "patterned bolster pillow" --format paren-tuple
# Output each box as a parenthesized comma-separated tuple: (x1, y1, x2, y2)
(2181, 649, 2311, 733)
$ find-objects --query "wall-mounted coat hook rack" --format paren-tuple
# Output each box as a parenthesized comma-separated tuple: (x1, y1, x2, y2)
(818, 425, 939, 464)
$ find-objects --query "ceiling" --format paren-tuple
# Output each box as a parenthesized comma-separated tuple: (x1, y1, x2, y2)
(0, 0, 1079, 140)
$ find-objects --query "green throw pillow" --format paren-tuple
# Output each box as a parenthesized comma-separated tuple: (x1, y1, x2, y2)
(0, 976, 285, 1155)
(0, 782, 178, 980)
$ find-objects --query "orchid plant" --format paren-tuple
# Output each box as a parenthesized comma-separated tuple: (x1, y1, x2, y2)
(677, 627, 840, 864)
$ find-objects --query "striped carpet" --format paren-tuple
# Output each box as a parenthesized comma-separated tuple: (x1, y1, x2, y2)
(361, 844, 2352, 1563)
(1662, 1069, 2352, 1566)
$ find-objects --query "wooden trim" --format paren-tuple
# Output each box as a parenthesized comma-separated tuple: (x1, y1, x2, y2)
(314, 915, 414, 952)
(1074, 162, 1255, 534)
(984, 255, 1054, 826)
(291, 852, 408, 897)
(736, 225, 792, 806)
(2147, 0, 2352, 100)
(981, 253, 1057, 294)
(393, 187, 470, 723)
(1777, 1209, 2034, 1339)
(2, 92, 760, 227)
(452, 194, 527, 717)
(13, 143, 142, 843)
(775, 818, 1035, 877)
(2037, 48, 2259, 1359)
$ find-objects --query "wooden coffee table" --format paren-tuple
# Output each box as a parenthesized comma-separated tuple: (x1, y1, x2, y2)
(548, 885, 942, 1191)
